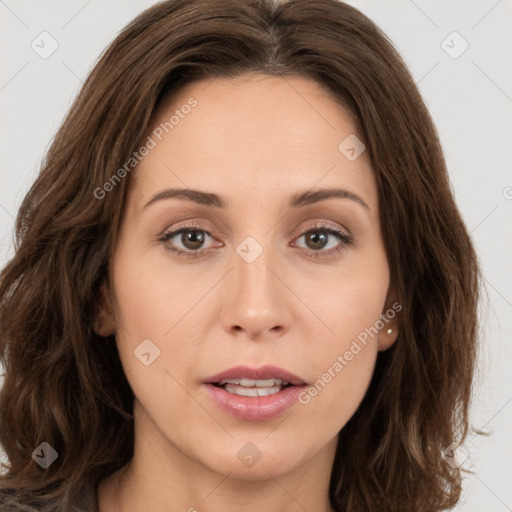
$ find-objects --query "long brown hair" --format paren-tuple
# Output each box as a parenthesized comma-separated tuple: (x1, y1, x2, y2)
(0, 0, 481, 510)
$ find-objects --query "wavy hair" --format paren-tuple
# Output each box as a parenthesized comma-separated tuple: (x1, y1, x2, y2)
(0, 0, 481, 510)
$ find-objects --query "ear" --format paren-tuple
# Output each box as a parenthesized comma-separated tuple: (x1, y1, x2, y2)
(378, 284, 401, 352)
(93, 279, 117, 337)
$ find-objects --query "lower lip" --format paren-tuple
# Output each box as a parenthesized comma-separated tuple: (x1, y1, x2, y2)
(204, 383, 307, 421)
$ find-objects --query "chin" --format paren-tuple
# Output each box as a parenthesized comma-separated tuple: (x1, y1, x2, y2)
(202, 439, 305, 480)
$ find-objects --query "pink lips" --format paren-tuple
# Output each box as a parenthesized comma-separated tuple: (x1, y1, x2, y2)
(203, 364, 307, 386)
(203, 364, 308, 421)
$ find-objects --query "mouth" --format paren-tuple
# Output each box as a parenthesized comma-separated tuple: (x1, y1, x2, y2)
(203, 364, 307, 390)
(210, 377, 295, 397)
(203, 364, 308, 421)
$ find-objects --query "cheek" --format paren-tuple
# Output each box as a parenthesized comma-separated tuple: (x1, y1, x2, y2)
(110, 243, 200, 339)
(108, 238, 230, 417)
(296, 291, 381, 435)
(298, 252, 388, 428)
(306, 246, 389, 352)
(108, 247, 196, 405)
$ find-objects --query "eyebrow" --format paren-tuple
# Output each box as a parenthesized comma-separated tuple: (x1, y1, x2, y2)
(143, 187, 370, 211)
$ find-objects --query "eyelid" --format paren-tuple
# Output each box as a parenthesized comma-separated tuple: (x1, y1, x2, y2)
(157, 219, 218, 242)
(299, 219, 351, 237)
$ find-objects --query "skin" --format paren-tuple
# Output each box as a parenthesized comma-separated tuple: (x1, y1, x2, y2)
(95, 73, 400, 512)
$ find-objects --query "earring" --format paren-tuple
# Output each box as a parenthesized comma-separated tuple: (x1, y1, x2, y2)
(386, 328, 393, 335)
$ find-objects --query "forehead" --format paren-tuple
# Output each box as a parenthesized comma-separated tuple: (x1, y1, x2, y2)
(132, 73, 377, 213)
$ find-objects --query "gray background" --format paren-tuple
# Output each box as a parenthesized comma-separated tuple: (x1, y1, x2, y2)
(1, 1, 511, 510)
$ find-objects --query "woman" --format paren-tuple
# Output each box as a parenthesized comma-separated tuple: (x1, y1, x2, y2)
(0, 0, 481, 510)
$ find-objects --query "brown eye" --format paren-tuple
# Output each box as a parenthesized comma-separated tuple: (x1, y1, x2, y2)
(295, 226, 353, 257)
(179, 229, 206, 250)
(304, 230, 330, 251)
(160, 227, 214, 255)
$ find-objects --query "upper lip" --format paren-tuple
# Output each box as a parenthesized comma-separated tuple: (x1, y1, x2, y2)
(203, 364, 307, 386)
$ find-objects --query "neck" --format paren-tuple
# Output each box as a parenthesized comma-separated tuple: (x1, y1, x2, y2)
(98, 401, 338, 512)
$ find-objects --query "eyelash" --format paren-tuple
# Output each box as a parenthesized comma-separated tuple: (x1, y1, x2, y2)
(157, 221, 353, 260)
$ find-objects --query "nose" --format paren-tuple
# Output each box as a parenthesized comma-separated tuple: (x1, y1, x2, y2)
(220, 241, 292, 341)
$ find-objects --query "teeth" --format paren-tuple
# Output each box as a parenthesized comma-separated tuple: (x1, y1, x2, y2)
(218, 378, 287, 387)
(224, 384, 283, 397)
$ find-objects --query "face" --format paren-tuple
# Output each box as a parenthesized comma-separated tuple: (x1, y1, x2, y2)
(98, 73, 399, 481)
